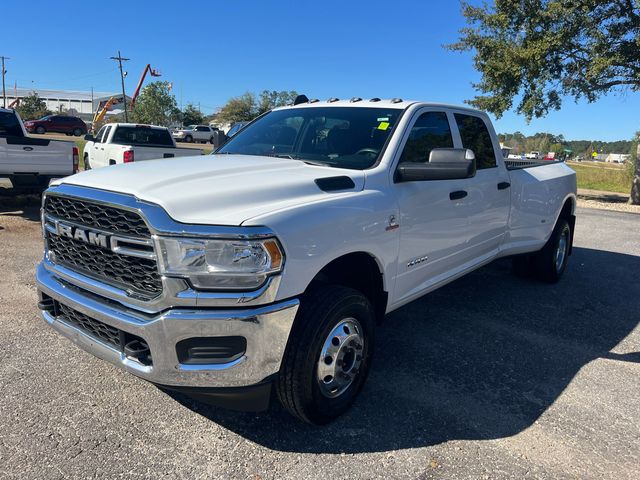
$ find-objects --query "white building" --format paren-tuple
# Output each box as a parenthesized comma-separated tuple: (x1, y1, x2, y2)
(2, 87, 128, 120)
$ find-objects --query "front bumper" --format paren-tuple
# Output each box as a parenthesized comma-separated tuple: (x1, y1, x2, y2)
(36, 263, 299, 388)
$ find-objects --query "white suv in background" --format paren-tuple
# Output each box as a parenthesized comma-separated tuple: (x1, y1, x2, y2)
(172, 124, 218, 143)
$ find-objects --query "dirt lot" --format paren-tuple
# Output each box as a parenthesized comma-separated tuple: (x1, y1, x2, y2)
(0, 205, 638, 479)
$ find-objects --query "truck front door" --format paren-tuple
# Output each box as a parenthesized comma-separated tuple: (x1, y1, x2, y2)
(391, 109, 472, 306)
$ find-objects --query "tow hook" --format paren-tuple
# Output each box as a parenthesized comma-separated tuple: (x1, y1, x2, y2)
(124, 339, 152, 366)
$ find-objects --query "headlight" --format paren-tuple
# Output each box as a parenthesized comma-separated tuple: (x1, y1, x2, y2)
(157, 237, 284, 290)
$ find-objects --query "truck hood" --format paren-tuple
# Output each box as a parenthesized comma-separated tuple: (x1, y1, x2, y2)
(57, 154, 365, 226)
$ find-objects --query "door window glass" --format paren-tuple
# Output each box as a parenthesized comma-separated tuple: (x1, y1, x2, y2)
(454, 114, 497, 169)
(399, 112, 453, 163)
(95, 126, 107, 143)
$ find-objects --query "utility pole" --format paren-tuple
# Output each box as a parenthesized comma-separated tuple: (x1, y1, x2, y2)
(110, 51, 129, 122)
(1, 56, 9, 108)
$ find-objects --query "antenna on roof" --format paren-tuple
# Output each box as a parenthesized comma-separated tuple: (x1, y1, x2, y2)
(293, 94, 309, 105)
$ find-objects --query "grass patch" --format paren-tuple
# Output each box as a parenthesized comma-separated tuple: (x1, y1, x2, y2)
(567, 163, 633, 194)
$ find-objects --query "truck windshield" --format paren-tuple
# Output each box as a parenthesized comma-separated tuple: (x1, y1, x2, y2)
(217, 107, 403, 169)
(111, 126, 174, 147)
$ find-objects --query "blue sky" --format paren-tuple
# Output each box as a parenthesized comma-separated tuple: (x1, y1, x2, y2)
(2, 0, 637, 141)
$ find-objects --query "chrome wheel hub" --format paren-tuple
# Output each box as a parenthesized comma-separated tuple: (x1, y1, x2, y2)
(316, 317, 365, 398)
(555, 227, 569, 272)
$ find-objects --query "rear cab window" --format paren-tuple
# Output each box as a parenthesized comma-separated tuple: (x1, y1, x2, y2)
(0, 111, 25, 137)
(111, 126, 174, 147)
(453, 113, 497, 169)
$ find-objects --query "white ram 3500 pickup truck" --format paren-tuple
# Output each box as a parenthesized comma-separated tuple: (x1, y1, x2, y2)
(36, 99, 576, 424)
(83, 123, 201, 169)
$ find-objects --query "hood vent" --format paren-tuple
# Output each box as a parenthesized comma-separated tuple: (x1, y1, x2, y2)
(315, 176, 356, 192)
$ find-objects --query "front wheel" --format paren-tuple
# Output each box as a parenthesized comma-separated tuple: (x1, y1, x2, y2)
(73, 128, 82, 136)
(276, 285, 375, 424)
(184, 135, 193, 143)
(35, 126, 46, 134)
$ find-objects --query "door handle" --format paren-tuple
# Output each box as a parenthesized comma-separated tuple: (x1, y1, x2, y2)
(498, 182, 511, 190)
(449, 190, 468, 200)
(23, 146, 34, 151)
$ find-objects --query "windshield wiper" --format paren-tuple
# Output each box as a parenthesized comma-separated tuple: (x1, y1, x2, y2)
(302, 160, 332, 167)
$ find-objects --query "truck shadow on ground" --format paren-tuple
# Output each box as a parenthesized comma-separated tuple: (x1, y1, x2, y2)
(167, 246, 640, 453)
(0, 186, 42, 224)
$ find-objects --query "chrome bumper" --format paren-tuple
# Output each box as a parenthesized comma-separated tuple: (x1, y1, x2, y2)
(36, 263, 299, 388)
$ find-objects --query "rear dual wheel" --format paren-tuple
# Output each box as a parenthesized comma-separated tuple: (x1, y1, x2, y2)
(512, 217, 571, 283)
(276, 285, 375, 425)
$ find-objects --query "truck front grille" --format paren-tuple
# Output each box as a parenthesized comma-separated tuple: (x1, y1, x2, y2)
(45, 195, 151, 237)
(50, 299, 152, 365)
(44, 194, 162, 299)
(57, 302, 121, 349)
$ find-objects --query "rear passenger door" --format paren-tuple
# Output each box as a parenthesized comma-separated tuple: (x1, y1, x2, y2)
(452, 112, 511, 259)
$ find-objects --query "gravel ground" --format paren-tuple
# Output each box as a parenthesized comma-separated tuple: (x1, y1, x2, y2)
(0, 206, 638, 479)
(577, 198, 640, 214)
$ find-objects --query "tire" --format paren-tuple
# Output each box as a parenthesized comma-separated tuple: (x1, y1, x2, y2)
(184, 135, 193, 143)
(73, 128, 82, 136)
(209, 136, 214, 144)
(276, 285, 375, 424)
(35, 126, 46, 134)
(84, 154, 91, 170)
(534, 217, 571, 283)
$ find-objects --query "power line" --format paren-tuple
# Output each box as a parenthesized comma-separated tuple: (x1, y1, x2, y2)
(110, 51, 129, 122)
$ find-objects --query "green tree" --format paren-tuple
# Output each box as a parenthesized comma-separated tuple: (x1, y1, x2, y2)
(256, 90, 298, 116)
(216, 92, 257, 124)
(216, 90, 298, 124)
(450, 0, 640, 203)
(130, 81, 181, 126)
(15, 92, 50, 120)
(181, 103, 204, 126)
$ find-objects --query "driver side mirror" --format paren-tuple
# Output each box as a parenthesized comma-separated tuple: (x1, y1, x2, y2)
(84, 134, 94, 141)
(396, 148, 476, 182)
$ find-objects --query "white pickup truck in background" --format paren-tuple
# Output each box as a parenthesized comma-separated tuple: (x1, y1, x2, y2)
(37, 99, 576, 424)
(0, 107, 78, 190)
(83, 123, 202, 169)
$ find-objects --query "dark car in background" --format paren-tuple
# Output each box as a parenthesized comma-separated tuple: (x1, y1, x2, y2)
(24, 115, 87, 136)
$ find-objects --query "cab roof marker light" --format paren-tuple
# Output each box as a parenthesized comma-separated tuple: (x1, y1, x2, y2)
(327, 97, 339, 103)
(370, 97, 381, 102)
(309, 98, 319, 103)
(391, 98, 403, 103)
(350, 97, 362, 103)
(293, 94, 309, 105)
